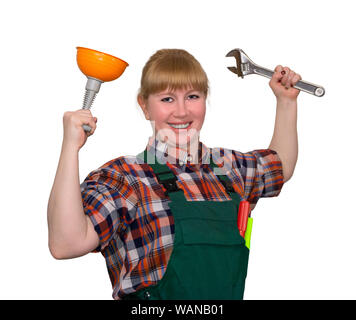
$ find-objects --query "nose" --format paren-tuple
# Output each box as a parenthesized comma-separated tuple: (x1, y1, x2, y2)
(173, 98, 188, 118)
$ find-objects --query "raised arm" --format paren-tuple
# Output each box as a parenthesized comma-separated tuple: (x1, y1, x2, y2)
(268, 65, 302, 183)
(47, 110, 99, 259)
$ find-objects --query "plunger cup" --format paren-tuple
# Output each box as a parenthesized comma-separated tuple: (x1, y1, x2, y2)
(76, 47, 129, 132)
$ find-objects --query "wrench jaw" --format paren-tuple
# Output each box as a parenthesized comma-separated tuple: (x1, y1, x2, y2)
(226, 49, 244, 78)
(226, 48, 255, 78)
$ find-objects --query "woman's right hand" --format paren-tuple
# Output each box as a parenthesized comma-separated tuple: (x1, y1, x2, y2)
(62, 109, 98, 151)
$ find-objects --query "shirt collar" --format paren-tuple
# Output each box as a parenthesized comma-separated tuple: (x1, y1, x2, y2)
(145, 136, 210, 167)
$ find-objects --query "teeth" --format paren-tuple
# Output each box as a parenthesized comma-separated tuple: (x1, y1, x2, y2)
(169, 122, 190, 129)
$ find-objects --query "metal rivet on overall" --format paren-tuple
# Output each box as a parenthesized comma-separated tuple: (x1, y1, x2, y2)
(144, 291, 151, 299)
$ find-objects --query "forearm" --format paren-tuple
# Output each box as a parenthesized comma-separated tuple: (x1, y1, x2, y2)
(268, 98, 298, 182)
(47, 142, 88, 257)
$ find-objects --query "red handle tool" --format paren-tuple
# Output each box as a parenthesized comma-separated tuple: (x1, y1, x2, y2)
(237, 200, 250, 238)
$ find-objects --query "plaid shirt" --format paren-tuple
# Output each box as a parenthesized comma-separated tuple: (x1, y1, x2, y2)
(80, 136, 284, 299)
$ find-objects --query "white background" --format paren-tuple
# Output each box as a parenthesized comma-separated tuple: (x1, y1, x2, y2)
(0, 0, 355, 299)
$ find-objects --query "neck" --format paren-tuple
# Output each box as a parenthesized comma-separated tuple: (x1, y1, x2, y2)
(167, 143, 197, 161)
(158, 136, 201, 164)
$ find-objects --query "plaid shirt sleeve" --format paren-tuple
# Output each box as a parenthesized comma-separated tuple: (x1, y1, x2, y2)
(231, 149, 284, 205)
(80, 167, 137, 252)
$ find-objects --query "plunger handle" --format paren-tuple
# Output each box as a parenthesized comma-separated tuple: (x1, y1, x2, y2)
(81, 78, 102, 133)
(82, 124, 92, 133)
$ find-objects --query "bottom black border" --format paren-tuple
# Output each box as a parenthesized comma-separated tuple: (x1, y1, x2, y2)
(0, 300, 353, 319)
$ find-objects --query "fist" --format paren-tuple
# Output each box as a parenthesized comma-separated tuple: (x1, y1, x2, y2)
(269, 65, 302, 101)
(62, 109, 98, 151)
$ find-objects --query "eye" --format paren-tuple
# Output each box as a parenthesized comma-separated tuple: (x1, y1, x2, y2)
(161, 97, 173, 102)
(187, 94, 200, 100)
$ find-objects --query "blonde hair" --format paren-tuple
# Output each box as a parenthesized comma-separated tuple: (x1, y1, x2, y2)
(138, 49, 209, 101)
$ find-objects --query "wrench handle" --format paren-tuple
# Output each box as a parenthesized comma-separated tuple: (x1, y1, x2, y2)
(253, 65, 325, 97)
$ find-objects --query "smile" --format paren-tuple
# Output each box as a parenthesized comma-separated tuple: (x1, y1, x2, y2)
(168, 122, 192, 129)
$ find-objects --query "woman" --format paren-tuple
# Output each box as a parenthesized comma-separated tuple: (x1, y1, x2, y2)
(47, 49, 301, 300)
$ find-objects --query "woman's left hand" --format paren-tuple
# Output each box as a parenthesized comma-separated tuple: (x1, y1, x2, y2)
(269, 65, 302, 101)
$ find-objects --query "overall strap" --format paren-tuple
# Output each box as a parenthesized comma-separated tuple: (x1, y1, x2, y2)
(140, 150, 182, 196)
(209, 157, 241, 203)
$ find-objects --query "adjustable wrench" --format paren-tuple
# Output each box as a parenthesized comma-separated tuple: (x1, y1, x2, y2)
(226, 48, 325, 97)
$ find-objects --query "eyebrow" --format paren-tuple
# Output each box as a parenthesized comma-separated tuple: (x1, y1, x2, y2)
(156, 90, 200, 97)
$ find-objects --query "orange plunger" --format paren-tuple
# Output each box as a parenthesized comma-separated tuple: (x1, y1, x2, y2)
(76, 47, 129, 132)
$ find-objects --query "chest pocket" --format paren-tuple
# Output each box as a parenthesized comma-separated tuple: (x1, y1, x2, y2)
(180, 217, 245, 246)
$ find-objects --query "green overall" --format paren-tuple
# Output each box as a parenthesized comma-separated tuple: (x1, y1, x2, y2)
(123, 150, 250, 300)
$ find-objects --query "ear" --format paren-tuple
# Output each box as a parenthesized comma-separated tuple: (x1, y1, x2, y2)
(137, 95, 150, 120)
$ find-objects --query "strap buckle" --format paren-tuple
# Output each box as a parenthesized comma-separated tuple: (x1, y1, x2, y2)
(157, 175, 182, 196)
(218, 178, 235, 193)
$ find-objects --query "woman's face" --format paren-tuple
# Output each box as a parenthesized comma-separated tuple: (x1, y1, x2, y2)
(139, 87, 206, 148)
